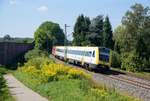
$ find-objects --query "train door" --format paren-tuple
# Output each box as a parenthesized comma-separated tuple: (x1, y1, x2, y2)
(90, 50, 95, 63)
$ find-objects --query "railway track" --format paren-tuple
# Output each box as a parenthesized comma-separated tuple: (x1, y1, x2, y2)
(50, 55, 150, 101)
(51, 55, 150, 90)
(109, 75, 150, 91)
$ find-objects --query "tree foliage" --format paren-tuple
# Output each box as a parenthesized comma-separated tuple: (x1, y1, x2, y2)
(24, 49, 47, 61)
(73, 14, 91, 46)
(3, 34, 11, 41)
(121, 52, 143, 72)
(122, 3, 150, 58)
(73, 14, 114, 48)
(34, 21, 65, 52)
(114, 25, 126, 53)
(103, 16, 114, 49)
(114, 3, 150, 71)
(111, 51, 121, 68)
(87, 15, 104, 46)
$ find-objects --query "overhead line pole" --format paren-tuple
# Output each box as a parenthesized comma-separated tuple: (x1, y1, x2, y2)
(64, 24, 70, 61)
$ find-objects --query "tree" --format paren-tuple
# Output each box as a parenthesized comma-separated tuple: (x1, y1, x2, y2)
(3, 34, 11, 41)
(34, 21, 65, 52)
(121, 3, 150, 59)
(114, 25, 126, 53)
(73, 14, 91, 46)
(73, 14, 113, 47)
(103, 16, 114, 49)
(88, 15, 104, 46)
(114, 3, 150, 71)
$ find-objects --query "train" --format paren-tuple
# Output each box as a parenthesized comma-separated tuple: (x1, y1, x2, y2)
(52, 46, 111, 70)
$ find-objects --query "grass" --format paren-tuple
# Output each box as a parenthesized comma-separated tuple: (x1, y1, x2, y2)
(111, 67, 150, 80)
(0, 66, 15, 101)
(132, 71, 150, 79)
(0, 66, 7, 74)
(0, 83, 14, 101)
(13, 58, 139, 101)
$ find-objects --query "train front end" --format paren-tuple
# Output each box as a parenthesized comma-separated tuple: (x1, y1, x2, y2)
(98, 47, 111, 69)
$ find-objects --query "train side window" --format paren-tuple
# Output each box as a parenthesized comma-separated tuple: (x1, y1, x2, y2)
(89, 51, 92, 56)
(93, 51, 95, 57)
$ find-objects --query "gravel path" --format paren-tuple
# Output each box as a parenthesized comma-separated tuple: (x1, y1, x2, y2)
(4, 74, 49, 101)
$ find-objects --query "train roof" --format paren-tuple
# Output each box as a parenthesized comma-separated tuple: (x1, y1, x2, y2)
(54, 46, 110, 49)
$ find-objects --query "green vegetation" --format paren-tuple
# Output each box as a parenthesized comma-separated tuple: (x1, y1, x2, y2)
(13, 57, 139, 101)
(73, 14, 114, 49)
(24, 49, 48, 61)
(0, 34, 33, 43)
(34, 21, 65, 52)
(0, 66, 7, 74)
(72, 3, 150, 73)
(113, 3, 150, 72)
(73, 14, 91, 46)
(111, 51, 121, 68)
(103, 16, 114, 49)
(133, 72, 150, 78)
(0, 66, 14, 101)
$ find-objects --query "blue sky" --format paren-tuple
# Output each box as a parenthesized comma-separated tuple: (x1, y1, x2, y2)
(0, 0, 149, 40)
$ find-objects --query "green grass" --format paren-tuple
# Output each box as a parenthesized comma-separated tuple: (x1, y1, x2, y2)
(0, 66, 15, 101)
(133, 71, 150, 78)
(112, 67, 150, 80)
(0, 74, 15, 101)
(14, 71, 139, 101)
(0, 66, 7, 74)
(0, 86, 14, 101)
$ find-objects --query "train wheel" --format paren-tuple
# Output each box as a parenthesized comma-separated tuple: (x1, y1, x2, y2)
(104, 66, 110, 71)
(84, 63, 89, 70)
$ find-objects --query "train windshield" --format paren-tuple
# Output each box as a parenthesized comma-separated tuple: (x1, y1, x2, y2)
(99, 47, 110, 62)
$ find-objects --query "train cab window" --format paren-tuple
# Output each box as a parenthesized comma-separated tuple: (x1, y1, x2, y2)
(92, 51, 95, 57)
(56, 49, 64, 52)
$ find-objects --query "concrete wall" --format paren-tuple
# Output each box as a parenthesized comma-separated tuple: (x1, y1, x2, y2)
(0, 42, 34, 65)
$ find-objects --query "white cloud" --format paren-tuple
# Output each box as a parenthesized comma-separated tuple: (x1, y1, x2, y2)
(9, 0, 17, 5)
(37, 5, 48, 12)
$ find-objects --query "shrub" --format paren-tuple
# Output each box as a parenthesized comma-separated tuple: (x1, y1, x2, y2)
(68, 68, 91, 79)
(0, 67, 7, 74)
(24, 57, 52, 69)
(24, 49, 47, 61)
(18, 57, 91, 83)
(0, 74, 14, 101)
(121, 52, 143, 72)
(0, 74, 6, 93)
(15, 57, 139, 101)
(90, 88, 108, 97)
(111, 51, 121, 68)
(142, 58, 150, 71)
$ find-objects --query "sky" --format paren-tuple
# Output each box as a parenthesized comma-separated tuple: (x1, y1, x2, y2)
(0, 0, 149, 40)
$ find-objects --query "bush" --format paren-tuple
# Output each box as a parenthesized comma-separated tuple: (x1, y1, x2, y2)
(111, 51, 121, 68)
(0, 74, 6, 93)
(24, 57, 52, 69)
(0, 74, 14, 101)
(24, 49, 47, 61)
(18, 57, 91, 83)
(14, 57, 139, 101)
(0, 67, 7, 74)
(121, 52, 143, 72)
(142, 58, 150, 71)
(15, 64, 139, 101)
